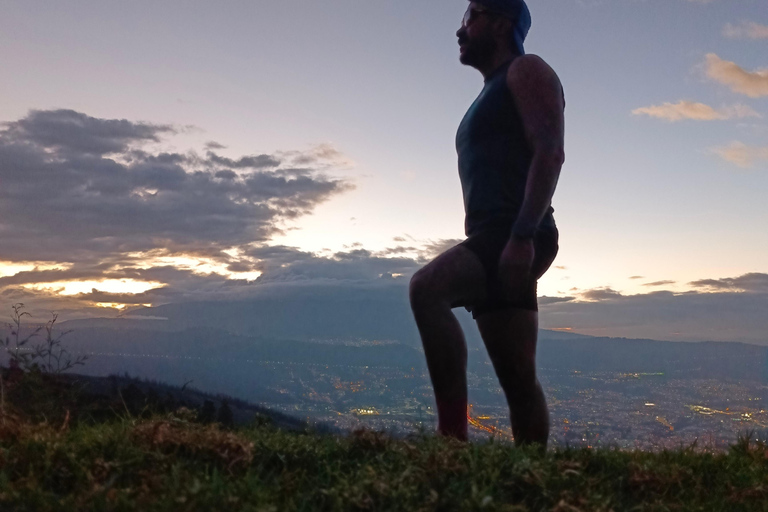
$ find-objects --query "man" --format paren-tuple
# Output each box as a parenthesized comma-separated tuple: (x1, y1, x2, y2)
(409, 0, 564, 447)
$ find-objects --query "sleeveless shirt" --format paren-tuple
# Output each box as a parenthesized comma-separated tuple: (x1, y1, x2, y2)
(456, 59, 556, 236)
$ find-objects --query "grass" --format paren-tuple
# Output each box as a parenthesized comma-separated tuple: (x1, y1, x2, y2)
(3, 415, 768, 511)
(2, 372, 768, 511)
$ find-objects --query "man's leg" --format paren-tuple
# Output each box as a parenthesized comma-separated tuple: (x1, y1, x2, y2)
(409, 245, 487, 441)
(476, 307, 549, 447)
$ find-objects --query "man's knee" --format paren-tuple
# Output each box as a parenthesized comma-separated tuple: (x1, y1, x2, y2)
(409, 267, 448, 311)
(409, 268, 432, 309)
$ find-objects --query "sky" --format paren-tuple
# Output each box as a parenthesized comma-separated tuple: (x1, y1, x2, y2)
(0, 0, 767, 343)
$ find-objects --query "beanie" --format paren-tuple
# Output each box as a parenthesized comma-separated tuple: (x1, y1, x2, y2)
(470, 0, 531, 54)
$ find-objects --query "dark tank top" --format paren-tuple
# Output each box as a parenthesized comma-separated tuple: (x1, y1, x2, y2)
(456, 59, 556, 236)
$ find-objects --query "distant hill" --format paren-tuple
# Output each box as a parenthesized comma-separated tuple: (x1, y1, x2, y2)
(94, 289, 424, 344)
(537, 336, 768, 382)
(62, 292, 595, 347)
(49, 294, 768, 389)
(1, 366, 329, 433)
(47, 324, 768, 386)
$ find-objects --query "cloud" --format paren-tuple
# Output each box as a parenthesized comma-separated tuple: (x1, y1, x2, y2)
(711, 141, 768, 168)
(2, 109, 176, 156)
(629, 276, 644, 280)
(705, 53, 768, 98)
(539, 296, 575, 305)
(0, 109, 362, 312)
(243, 245, 420, 284)
(0, 239, 428, 321)
(0, 109, 353, 266)
(643, 280, 676, 287)
(542, 291, 768, 343)
(538, 273, 768, 343)
(417, 239, 465, 261)
(580, 287, 623, 302)
(689, 272, 768, 293)
(6, 248, 768, 345)
(205, 151, 281, 169)
(723, 22, 768, 40)
(632, 100, 760, 121)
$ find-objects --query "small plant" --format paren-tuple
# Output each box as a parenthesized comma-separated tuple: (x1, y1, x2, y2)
(1, 304, 87, 374)
(2, 303, 43, 370)
(33, 312, 87, 374)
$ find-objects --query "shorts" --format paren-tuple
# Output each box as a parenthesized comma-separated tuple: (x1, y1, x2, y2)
(458, 225, 559, 319)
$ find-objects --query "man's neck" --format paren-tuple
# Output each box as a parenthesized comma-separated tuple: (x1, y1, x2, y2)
(477, 48, 520, 80)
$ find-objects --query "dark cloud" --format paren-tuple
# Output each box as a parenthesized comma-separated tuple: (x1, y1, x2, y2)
(0, 109, 353, 265)
(629, 276, 644, 280)
(417, 238, 464, 261)
(252, 247, 419, 284)
(538, 296, 575, 305)
(643, 280, 676, 287)
(205, 151, 281, 169)
(542, 287, 768, 344)
(3, 109, 175, 156)
(0, 236, 428, 318)
(72, 289, 161, 305)
(689, 273, 768, 293)
(536, 273, 768, 343)
(377, 246, 420, 256)
(215, 169, 237, 180)
(6, 245, 768, 346)
(580, 288, 623, 301)
(0, 268, 126, 286)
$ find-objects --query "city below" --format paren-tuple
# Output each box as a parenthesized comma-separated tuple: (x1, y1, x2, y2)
(65, 342, 768, 451)
(250, 361, 768, 451)
(6, 310, 768, 452)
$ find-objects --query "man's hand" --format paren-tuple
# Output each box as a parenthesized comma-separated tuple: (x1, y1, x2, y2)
(498, 236, 535, 303)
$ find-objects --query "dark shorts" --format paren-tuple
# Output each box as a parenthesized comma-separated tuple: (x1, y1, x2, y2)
(458, 225, 559, 319)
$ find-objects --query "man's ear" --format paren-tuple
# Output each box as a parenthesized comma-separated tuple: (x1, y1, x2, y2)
(493, 17, 513, 41)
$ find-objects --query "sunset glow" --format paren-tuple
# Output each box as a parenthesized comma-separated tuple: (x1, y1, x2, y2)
(0, 262, 72, 277)
(22, 279, 164, 296)
(130, 253, 262, 281)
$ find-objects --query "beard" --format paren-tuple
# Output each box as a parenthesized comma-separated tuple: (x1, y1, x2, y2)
(459, 32, 498, 68)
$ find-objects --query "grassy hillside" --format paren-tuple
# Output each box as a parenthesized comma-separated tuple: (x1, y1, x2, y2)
(2, 371, 768, 511)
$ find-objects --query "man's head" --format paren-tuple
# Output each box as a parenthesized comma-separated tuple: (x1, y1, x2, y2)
(457, 0, 531, 68)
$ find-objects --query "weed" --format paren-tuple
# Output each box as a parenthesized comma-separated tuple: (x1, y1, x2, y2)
(1, 304, 87, 374)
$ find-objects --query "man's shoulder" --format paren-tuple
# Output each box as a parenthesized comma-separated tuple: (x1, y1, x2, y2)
(506, 54, 559, 86)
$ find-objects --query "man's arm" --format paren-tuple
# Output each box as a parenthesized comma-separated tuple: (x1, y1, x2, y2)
(507, 54, 565, 239)
(496, 55, 564, 300)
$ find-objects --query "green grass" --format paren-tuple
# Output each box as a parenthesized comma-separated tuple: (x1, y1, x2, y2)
(2, 370, 768, 511)
(2, 412, 768, 512)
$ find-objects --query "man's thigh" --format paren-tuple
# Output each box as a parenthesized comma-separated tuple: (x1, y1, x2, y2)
(475, 307, 538, 362)
(410, 244, 488, 309)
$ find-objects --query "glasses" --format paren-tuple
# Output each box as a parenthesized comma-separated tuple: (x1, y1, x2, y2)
(461, 6, 497, 28)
